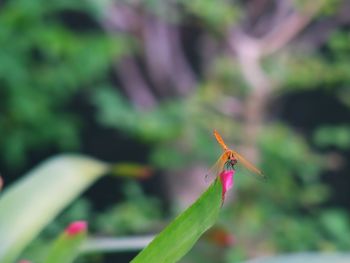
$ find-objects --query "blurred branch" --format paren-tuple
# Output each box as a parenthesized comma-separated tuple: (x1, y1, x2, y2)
(102, 3, 140, 34)
(140, 11, 197, 96)
(100, 2, 157, 109)
(142, 17, 175, 96)
(116, 57, 157, 109)
(227, 0, 324, 158)
(99, 1, 196, 105)
(229, 30, 271, 93)
(81, 235, 155, 253)
(228, 29, 271, 153)
(259, 1, 324, 56)
(166, 25, 197, 95)
(298, 1, 350, 48)
(211, 97, 243, 118)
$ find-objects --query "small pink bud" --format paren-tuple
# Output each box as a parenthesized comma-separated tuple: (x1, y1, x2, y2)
(206, 227, 235, 247)
(0, 176, 3, 191)
(137, 167, 153, 179)
(65, 221, 88, 236)
(219, 170, 235, 205)
(18, 260, 31, 263)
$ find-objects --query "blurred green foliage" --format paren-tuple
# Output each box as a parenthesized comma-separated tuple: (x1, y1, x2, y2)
(0, 0, 129, 167)
(180, 0, 240, 30)
(92, 87, 185, 142)
(1, 0, 350, 262)
(314, 126, 350, 149)
(95, 181, 162, 235)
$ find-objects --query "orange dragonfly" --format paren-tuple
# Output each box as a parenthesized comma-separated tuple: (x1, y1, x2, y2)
(206, 130, 266, 181)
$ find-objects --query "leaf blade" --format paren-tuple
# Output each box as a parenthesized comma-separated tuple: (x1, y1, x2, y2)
(131, 179, 222, 263)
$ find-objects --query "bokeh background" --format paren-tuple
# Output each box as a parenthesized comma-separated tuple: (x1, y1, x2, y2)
(1, 0, 350, 262)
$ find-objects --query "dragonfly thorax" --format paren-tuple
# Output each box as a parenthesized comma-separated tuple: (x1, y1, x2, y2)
(225, 151, 237, 162)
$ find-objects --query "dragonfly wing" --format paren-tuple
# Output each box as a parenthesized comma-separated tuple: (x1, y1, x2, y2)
(232, 150, 267, 181)
(205, 152, 228, 183)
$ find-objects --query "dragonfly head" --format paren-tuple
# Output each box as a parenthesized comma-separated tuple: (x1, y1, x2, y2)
(224, 158, 237, 171)
(227, 152, 237, 163)
(230, 159, 238, 165)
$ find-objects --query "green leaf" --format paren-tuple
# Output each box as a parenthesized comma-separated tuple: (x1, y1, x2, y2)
(131, 179, 222, 263)
(0, 154, 109, 263)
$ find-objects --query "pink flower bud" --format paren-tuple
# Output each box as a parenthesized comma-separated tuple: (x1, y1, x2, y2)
(0, 176, 3, 191)
(65, 221, 88, 236)
(206, 227, 235, 247)
(219, 170, 235, 205)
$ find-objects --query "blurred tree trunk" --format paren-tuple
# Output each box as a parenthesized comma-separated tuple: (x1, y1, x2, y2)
(93, 0, 338, 207)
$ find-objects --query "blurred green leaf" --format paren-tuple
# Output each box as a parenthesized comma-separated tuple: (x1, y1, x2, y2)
(0, 0, 129, 167)
(96, 181, 162, 235)
(92, 87, 184, 142)
(313, 125, 350, 149)
(0, 155, 109, 263)
(319, 210, 350, 248)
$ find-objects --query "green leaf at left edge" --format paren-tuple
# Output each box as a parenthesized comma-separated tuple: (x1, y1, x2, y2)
(0, 154, 109, 263)
(131, 179, 222, 263)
